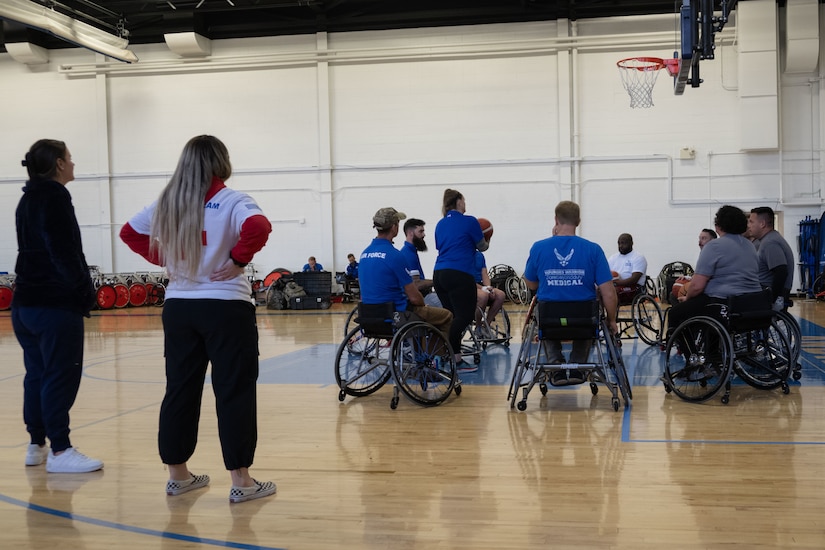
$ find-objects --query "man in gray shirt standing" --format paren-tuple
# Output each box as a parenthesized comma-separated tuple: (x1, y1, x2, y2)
(748, 207, 795, 311)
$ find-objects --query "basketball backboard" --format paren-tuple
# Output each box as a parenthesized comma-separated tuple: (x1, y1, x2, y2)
(673, 0, 738, 95)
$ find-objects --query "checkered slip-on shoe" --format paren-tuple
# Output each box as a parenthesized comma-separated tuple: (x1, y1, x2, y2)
(229, 479, 277, 503)
(166, 473, 210, 496)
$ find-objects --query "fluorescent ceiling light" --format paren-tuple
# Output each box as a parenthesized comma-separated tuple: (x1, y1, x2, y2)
(0, 0, 138, 63)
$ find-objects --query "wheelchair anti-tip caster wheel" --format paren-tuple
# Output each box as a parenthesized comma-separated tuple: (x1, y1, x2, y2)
(590, 382, 598, 395)
(612, 398, 619, 411)
(539, 383, 548, 396)
(455, 384, 462, 396)
(792, 371, 802, 381)
(782, 382, 790, 394)
(517, 400, 527, 411)
(338, 390, 345, 402)
(390, 396, 399, 409)
(721, 395, 729, 405)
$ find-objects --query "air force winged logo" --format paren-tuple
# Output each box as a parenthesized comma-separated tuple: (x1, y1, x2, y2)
(554, 248, 574, 266)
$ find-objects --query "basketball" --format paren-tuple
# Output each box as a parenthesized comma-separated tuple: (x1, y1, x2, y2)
(478, 217, 494, 240)
(671, 275, 692, 299)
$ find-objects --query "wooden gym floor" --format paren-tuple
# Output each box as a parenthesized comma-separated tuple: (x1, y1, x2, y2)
(0, 299, 824, 549)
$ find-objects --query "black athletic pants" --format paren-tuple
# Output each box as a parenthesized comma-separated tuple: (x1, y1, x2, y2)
(159, 299, 259, 470)
(433, 269, 477, 356)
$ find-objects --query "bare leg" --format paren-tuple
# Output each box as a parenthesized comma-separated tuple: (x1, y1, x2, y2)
(168, 463, 190, 480)
(231, 467, 255, 487)
(487, 288, 506, 324)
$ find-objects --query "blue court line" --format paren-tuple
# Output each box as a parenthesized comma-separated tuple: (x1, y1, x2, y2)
(620, 399, 825, 446)
(0, 493, 286, 550)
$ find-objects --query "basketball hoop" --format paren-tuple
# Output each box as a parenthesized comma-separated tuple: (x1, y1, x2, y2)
(617, 57, 677, 108)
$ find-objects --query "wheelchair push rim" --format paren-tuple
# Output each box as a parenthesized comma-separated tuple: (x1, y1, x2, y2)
(663, 316, 733, 403)
(391, 321, 457, 407)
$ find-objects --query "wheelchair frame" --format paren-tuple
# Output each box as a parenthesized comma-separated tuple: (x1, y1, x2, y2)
(459, 306, 512, 364)
(614, 282, 665, 346)
(335, 302, 461, 409)
(507, 297, 632, 412)
(661, 291, 793, 404)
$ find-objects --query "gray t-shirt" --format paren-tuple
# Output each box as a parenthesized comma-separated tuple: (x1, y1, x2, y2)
(696, 234, 762, 298)
(756, 230, 795, 291)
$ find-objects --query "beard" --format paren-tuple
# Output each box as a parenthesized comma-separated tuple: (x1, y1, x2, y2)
(412, 236, 428, 252)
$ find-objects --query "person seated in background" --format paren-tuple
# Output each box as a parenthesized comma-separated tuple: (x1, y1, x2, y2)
(345, 253, 359, 280)
(607, 233, 647, 304)
(699, 228, 717, 250)
(302, 256, 323, 272)
(523, 201, 618, 385)
(399, 217, 434, 295)
(473, 252, 505, 339)
(359, 208, 452, 338)
(748, 206, 794, 311)
(671, 228, 719, 304)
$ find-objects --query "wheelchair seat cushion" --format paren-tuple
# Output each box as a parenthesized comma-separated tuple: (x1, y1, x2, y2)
(725, 289, 773, 332)
(537, 300, 599, 340)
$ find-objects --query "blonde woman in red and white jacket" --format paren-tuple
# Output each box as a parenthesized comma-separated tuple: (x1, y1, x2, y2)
(120, 135, 274, 504)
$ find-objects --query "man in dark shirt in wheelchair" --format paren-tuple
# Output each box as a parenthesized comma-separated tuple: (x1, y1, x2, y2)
(523, 201, 618, 385)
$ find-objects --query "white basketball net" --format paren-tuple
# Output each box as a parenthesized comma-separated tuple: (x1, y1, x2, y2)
(617, 58, 664, 109)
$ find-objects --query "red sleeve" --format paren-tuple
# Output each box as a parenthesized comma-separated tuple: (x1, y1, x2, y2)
(230, 214, 272, 264)
(119, 222, 163, 266)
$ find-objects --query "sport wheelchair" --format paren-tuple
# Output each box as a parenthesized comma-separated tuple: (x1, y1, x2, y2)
(459, 305, 512, 364)
(507, 297, 632, 412)
(614, 277, 664, 346)
(661, 289, 793, 404)
(335, 302, 461, 409)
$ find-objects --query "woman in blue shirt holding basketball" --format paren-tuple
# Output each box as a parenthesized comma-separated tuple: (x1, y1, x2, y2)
(433, 189, 488, 370)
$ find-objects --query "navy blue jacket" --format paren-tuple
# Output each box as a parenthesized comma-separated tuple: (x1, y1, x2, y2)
(12, 178, 95, 316)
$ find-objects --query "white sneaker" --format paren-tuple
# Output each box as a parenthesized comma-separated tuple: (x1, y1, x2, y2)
(46, 447, 103, 473)
(25, 444, 49, 466)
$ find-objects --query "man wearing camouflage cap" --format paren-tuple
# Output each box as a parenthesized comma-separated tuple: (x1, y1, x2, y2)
(358, 207, 453, 337)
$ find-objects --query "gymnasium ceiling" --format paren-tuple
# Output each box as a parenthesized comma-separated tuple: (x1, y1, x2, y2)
(0, 0, 708, 54)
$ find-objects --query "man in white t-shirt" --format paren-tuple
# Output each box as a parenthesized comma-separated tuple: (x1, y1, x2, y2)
(607, 233, 647, 304)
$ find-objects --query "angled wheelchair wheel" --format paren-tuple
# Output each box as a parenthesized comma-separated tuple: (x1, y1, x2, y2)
(335, 326, 392, 399)
(0, 285, 13, 311)
(96, 284, 117, 310)
(632, 294, 663, 346)
(391, 321, 456, 407)
(343, 305, 358, 336)
(508, 317, 539, 409)
(113, 283, 130, 308)
(663, 316, 732, 403)
(773, 310, 802, 380)
(732, 322, 792, 391)
(128, 283, 147, 307)
(645, 276, 657, 297)
(504, 276, 521, 303)
(516, 277, 531, 305)
(459, 324, 482, 364)
(150, 283, 166, 306)
(603, 321, 632, 404)
(489, 308, 512, 346)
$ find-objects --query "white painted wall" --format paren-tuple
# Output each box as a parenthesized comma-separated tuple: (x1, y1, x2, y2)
(0, 11, 821, 292)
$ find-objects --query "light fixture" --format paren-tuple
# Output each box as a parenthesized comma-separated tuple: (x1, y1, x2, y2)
(0, 0, 138, 63)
